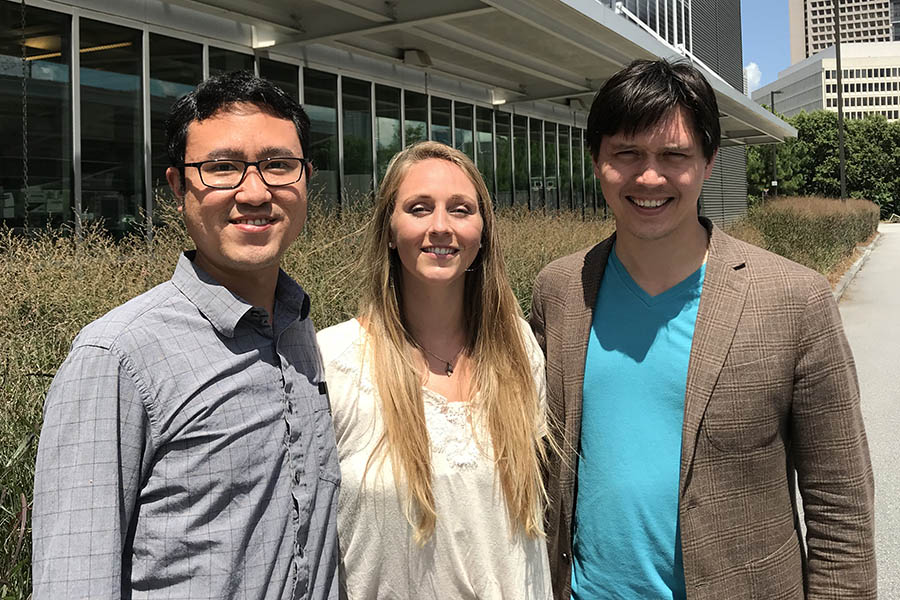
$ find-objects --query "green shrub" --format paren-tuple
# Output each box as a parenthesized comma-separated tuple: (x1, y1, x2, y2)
(0, 203, 611, 597)
(733, 196, 879, 275)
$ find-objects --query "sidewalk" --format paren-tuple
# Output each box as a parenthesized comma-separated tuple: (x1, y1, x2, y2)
(838, 222, 900, 599)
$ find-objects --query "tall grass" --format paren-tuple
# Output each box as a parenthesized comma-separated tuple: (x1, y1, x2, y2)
(0, 195, 877, 596)
(727, 196, 880, 276)
(0, 202, 611, 597)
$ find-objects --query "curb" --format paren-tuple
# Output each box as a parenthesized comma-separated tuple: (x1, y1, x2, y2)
(833, 232, 881, 302)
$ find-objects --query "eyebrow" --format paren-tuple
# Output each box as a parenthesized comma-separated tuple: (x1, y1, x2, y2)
(204, 146, 300, 160)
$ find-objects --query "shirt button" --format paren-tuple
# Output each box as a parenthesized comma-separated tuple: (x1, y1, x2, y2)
(561, 552, 570, 562)
(285, 381, 293, 393)
(294, 471, 301, 484)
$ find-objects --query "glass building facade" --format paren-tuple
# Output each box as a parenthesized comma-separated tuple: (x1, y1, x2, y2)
(2, 2, 601, 235)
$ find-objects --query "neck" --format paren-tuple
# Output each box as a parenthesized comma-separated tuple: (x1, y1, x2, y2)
(614, 219, 709, 297)
(400, 277, 467, 353)
(194, 255, 280, 318)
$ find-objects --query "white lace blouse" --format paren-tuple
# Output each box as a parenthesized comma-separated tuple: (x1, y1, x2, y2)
(317, 318, 552, 600)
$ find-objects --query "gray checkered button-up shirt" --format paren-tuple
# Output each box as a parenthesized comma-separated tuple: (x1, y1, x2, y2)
(33, 252, 340, 600)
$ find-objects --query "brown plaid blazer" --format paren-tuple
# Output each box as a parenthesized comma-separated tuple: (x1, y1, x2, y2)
(530, 219, 876, 600)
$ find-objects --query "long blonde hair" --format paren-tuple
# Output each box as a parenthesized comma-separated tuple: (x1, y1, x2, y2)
(358, 141, 548, 544)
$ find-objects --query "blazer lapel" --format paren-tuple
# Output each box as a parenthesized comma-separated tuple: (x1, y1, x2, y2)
(560, 236, 614, 482)
(680, 225, 750, 497)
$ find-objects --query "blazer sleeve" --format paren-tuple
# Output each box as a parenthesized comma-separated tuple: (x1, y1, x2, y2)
(529, 270, 548, 356)
(791, 275, 876, 598)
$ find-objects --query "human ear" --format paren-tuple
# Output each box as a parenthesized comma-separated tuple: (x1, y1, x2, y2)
(165, 167, 185, 210)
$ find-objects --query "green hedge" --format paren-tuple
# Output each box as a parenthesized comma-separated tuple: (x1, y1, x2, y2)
(734, 196, 880, 276)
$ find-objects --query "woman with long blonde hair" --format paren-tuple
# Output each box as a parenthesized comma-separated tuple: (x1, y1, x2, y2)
(317, 141, 552, 598)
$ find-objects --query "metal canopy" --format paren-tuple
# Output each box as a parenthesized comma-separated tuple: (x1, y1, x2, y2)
(164, 0, 795, 145)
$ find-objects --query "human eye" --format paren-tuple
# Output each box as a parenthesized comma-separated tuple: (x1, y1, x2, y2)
(205, 160, 241, 173)
(263, 158, 297, 173)
(408, 203, 431, 215)
(451, 202, 476, 215)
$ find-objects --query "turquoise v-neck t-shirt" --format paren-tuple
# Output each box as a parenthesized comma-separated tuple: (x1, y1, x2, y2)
(571, 247, 706, 599)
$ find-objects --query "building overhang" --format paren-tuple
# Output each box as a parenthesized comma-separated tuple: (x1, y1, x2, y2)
(162, 0, 796, 144)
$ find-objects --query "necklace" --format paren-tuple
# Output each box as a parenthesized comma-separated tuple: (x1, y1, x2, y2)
(417, 343, 463, 377)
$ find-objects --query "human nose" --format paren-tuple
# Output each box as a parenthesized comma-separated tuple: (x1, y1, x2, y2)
(234, 165, 271, 204)
(428, 206, 452, 234)
(634, 158, 666, 186)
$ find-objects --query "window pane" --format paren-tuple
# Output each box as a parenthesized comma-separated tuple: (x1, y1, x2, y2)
(342, 76, 372, 201)
(544, 122, 558, 210)
(304, 68, 339, 208)
(1, 4, 72, 229)
(454, 102, 473, 159)
(259, 58, 298, 100)
(529, 118, 543, 210)
(559, 125, 571, 211)
(573, 128, 584, 217)
(209, 47, 253, 76)
(431, 97, 451, 145)
(513, 115, 529, 207)
(150, 34, 201, 209)
(375, 84, 401, 182)
(476, 106, 493, 193)
(495, 111, 512, 207)
(80, 18, 143, 234)
(404, 90, 427, 146)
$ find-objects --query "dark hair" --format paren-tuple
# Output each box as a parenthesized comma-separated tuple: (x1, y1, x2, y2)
(165, 70, 310, 181)
(586, 59, 720, 161)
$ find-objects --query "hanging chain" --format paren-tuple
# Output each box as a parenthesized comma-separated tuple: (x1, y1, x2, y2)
(20, 0, 29, 215)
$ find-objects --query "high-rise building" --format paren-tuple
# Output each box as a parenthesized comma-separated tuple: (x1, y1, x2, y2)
(789, 0, 893, 64)
(754, 42, 900, 122)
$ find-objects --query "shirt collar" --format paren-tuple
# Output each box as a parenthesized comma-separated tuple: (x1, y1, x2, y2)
(171, 251, 310, 338)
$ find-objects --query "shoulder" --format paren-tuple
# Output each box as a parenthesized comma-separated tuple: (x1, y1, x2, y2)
(710, 227, 829, 296)
(72, 280, 183, 354)
(534, 235, 614, 294)
(317, 319, 365, 366)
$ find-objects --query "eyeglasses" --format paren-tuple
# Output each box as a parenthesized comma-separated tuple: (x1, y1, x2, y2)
(181, 157, 311, 189)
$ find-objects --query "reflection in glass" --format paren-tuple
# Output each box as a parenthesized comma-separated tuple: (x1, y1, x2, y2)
(342, 77, 373, 201)
(454, 102, 474, 159)
(209, 47, 253, 76)
(495, 111, 512, 207)
(304, 68, 339, 207)
(585, 144, 598, 215)
(150, 34, 201, 211)
(529, 118, 543, 210)
(559, 125, 571, 211)
(573, 128, 585, 217)
(544, 122, 558, 211)
(404, 91, 427, 146)
(431, 97, 451, 145)
(475, 107, 494, 194)
(259, 58, 298, 100)
(376, 85, 401, 182)
(80, 18, 143, 234)
(513, 115, 529, 207)
(0, 3, 72, 229)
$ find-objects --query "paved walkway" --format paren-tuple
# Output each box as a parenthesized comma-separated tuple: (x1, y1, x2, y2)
(838, 222, 900, 598)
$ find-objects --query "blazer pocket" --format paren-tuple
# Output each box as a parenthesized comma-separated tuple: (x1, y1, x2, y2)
(749, 533, 804, 600)
(703, 354, 792, 453)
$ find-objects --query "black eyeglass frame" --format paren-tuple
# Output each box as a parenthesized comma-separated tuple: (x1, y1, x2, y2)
(180, 157, 313, 189)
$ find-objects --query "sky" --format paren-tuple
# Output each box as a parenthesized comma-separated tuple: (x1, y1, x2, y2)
(741, 0, 792, 92)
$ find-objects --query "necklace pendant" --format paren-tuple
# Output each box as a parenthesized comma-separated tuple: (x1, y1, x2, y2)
(445, 362, 453, 377)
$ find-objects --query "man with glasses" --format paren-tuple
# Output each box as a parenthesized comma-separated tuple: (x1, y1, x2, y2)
(33, 70, 339, 600)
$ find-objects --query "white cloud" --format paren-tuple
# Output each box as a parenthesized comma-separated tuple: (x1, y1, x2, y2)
(744, 62, 762, 92)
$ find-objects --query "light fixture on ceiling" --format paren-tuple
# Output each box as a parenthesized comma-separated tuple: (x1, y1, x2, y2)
(403, 49, 432, 68)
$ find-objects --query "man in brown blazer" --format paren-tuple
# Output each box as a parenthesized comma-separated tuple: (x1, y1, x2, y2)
(531, 59, 876, 599)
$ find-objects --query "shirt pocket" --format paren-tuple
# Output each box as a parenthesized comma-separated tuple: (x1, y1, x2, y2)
(312, 382, 341, 485)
